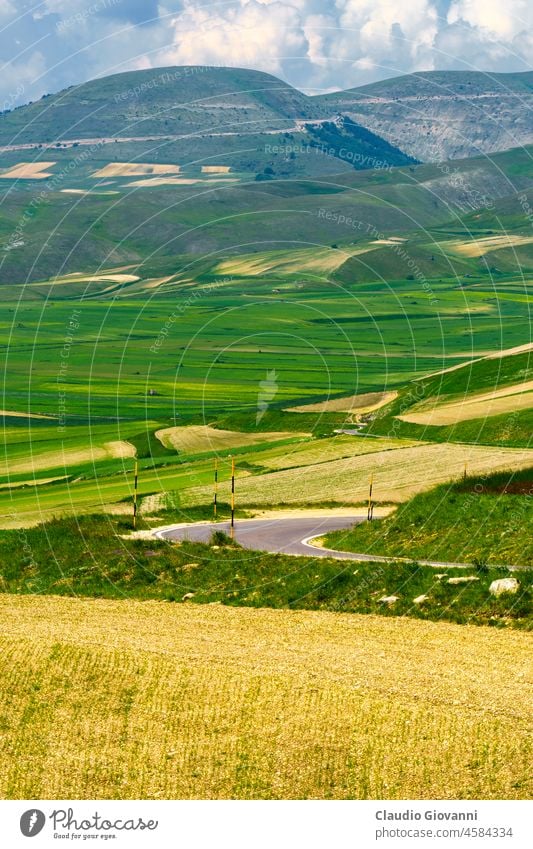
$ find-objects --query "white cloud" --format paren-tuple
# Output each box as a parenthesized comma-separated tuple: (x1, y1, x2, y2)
(158, 1, 307, 77)
(0, 0, 14, 15)
(0, 0, 531, 107)
(448, 0, 532, 42)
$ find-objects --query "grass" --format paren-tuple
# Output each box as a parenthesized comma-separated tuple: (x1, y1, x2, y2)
(366, 348, 533, 447)
(0, 513, 530, 629)
(324, 468, 533, 569)
(0, 594, 530, 799)
(399, 380, 533, 426)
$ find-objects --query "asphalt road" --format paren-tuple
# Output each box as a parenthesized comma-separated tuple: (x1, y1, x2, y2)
(156, 516, 365, 559)
(155, 515, 522, 570)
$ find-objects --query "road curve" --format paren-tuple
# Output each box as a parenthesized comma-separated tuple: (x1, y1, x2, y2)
(155, 516, 521, 570)
(155, 516, 365, 559)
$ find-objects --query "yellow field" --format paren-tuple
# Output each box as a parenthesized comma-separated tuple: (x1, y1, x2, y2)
(287, 391, 397, 414)
(128, 177, 201, 187)
(201, 165, 231, 173)
(180, 442, 533, 506)
(0, 440, 135, 476)
(251, 435, 419, 471)
(92, 163, 181, 178)
(155, 425, 305, 454)
(0, 595, 530, 799)
(0, 161, 56, 179)
(439, 234, 533, 257)
(0, 475, 67, 490)
(0, 409, 53, 420)
(214, 246, 373, 278)
(38, 271, 140, 287)
(61, 188, 119, 195)
(400, 380, 533, 426)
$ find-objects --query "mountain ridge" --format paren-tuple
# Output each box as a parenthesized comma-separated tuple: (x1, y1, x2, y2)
(1, 66, 532, 162)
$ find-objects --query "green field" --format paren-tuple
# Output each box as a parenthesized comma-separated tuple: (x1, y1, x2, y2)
(0, 65, 532, 804)
(0, 117, 532, 531)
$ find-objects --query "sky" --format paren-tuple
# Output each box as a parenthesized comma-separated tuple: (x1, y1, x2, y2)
(0, 0, 531, 108)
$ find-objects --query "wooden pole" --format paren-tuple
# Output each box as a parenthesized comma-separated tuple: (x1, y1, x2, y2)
(367, 472, 374, 521)
(463, 461, 467, 483)
(213, 457, 218, 519)
(133, 458, 139, 529)
(230, 456, 235, 539)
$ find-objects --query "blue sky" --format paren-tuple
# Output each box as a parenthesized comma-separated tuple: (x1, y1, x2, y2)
(0, 0, 531, 107)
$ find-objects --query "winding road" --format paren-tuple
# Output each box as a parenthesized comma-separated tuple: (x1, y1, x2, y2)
(155, 515, 518, 570)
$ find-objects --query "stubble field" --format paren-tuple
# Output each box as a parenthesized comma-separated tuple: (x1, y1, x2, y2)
(0, 594, 530, 800)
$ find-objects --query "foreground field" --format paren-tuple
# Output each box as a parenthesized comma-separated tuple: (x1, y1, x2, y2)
(0, 595, 530, 800)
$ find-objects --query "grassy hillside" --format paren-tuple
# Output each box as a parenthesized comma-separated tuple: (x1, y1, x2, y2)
(324, 468, 533, 569)
(328, 70, 533, 100)
(0, 66, 316, 145)
(1, 141, 532, 285)
(0, 512, 531, 628)
(367, 348, 533, 447)
(1, 595, 530, 799)
(2, 66, 531, 163)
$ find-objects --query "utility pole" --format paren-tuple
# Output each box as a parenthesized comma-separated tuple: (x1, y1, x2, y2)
(133, 458, 139, 530)
(367, 472, 374, 521)
(213, 457, 218, 519)
(230, 456, 235, 540)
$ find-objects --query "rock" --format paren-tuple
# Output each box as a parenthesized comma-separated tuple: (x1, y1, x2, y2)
(447, 576, 479, 585)
(434, 573, 447, 580)
(489, 578, 519, 596)
(413, 594, 428, 604)
(378, 595, 399, 605)
(182, 592, 195, 601)
(182, 562, 199, 571)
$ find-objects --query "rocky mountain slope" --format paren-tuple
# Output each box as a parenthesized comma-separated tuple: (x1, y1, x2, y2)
(316, 71, 533, 162)
(1, 67, 531, 164)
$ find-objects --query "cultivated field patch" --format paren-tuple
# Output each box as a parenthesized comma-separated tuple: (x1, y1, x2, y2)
(61, 188, 119, 195)
(214, 246, 372, 277)
(400, 380, 533, 426)
(155, 425, 305, 454)
(128, 177, 201, 187)
(287, 391, 397, 414)
(0, 595, 529, 799)
(201, 165, 231, 173)
(0, 440, 135, 476)
(0, 409, 53, 420)
(0, 161, 56, 179)
(180, 442, 533, 506)
(252, 435, 418, 471)
(439, 234, 533, 258)
(92, 163, 181, 178)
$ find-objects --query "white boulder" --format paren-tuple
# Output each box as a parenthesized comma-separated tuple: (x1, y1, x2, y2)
(448, 576, 479, 585)
(489, 578, 519, 596)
